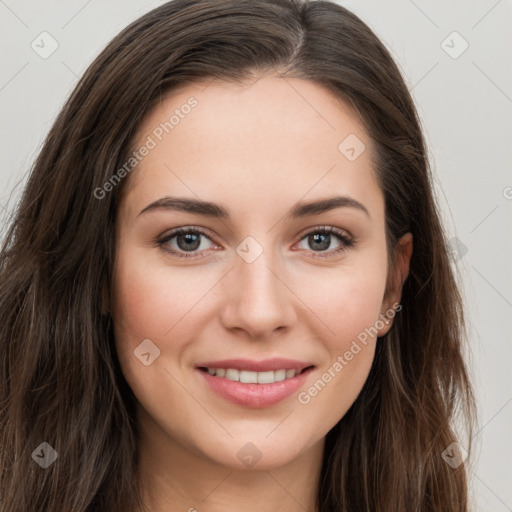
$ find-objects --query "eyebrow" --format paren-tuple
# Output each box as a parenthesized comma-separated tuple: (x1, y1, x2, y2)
(138, 195, 370, 219)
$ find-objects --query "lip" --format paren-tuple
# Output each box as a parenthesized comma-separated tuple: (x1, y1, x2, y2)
(195, 358, 315, 408)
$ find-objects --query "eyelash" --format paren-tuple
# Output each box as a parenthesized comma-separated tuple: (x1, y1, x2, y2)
(156, 226, 356, 260)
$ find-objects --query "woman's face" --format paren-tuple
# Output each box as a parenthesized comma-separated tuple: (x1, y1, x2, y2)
(112, 74, 410, 470)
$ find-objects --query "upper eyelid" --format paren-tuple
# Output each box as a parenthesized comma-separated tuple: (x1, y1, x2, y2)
(159, 226, 217, 244)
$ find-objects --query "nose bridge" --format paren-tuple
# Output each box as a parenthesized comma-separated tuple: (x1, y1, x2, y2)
(238, 250, 281, 303)
(221, 240, 296, 336)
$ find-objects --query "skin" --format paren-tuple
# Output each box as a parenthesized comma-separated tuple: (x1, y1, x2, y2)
(111, 73, 413, 512)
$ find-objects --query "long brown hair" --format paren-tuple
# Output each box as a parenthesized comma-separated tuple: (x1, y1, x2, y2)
(0, 1, 475, 510)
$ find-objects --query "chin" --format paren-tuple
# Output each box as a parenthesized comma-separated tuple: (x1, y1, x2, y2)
(199, 434, 316, 472)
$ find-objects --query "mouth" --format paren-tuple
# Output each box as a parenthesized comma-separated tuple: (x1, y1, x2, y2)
(195, 358, 315, 408)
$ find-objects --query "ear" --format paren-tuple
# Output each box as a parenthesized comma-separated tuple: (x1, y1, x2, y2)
(377, 232, 413, 336)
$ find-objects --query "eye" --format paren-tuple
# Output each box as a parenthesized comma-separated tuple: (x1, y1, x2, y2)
(157, 227, 218, 259)
(295, 226, 355, 258)
(157, 225, 355, 260)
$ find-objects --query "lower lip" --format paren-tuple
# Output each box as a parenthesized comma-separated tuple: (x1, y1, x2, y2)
(197, 367, 314, 408)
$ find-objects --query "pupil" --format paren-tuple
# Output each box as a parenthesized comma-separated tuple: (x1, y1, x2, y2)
(178, 233, 200, 251)
(310, 233, 329, 251)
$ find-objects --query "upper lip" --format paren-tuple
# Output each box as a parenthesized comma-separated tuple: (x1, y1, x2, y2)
(196, 358, 314, 372)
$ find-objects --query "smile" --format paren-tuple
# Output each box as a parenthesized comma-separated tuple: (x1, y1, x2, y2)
(195, 358, 315, 408)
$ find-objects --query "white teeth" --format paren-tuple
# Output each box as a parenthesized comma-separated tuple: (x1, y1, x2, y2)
(257, 371, 275, 384)
(240, 370, 258, 383)
(225, 368, 240, 381)
(205, 367, 302, 383)
(274, 369, 286, 382)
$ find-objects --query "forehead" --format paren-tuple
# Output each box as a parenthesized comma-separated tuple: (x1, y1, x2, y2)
(121, 75, 383, 222)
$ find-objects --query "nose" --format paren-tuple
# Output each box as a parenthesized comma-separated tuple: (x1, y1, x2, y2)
(219, 249, 297, 339)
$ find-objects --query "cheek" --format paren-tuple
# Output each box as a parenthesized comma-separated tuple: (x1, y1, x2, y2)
(113, 261, 166, 346)
(111, 247, 205, 412)
(293, 260, 386, 423)
(112, 247, 177, 378)
(316, 281, 384, 334)
(113, 246, 203, 342)
(300, 260, 388, 346)
(298, 339, 375, 439)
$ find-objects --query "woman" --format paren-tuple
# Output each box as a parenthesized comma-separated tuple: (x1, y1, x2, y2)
(0, 0, 475, 510)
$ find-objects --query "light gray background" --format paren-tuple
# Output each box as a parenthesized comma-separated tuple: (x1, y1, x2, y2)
(1, 0, 511, 509)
